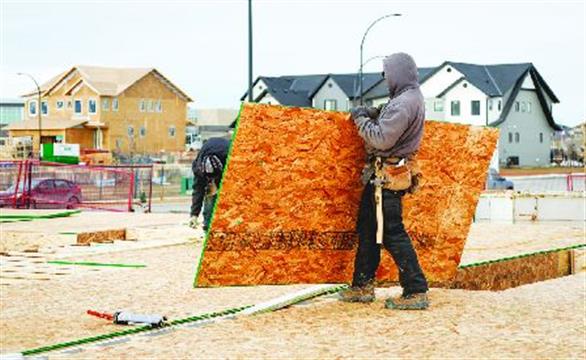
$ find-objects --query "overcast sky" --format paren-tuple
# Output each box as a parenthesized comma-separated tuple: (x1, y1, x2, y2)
(0, 0, 584, 125)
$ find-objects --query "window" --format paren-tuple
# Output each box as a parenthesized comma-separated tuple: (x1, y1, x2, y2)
(508, 132, 513, 143)
(539, 132, 544, 143)
(498, 100, 502, 111)
(102, 98, 109, 111)
(488, 99, 493, 111)
(41, 101, 48, 115)
(140, 126, 146, 137)
(115, 138, 123, 149)
(471, 100, 480, 115)
(56, 100, 64, 110)
(54, 180, 71, 190)
(127, 126, 135, 137)
(67, 100, 72, 108)
(156, 100, 162, 112)
(520, 101, 527, 113)
(514, 101, 520, 112)
(433, 100, 443, 112)
(168, 126, 176, 137)
(147, 100, 154, 112)
(515, 132, 520, 143)
(324, 99, 337, 111)
(28, 100, 37, 115)
(112, 98, 119, 112)
(527, 102, 532, 113)
(88, 99, 97, 114)
(139, 99, 146, 112)
(74, 99, 82, 114)
(450, 100, 460, 116)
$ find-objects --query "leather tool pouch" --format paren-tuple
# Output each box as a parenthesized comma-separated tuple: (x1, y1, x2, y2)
(382, 163, 412, 191)
(381, 156, 422, 193)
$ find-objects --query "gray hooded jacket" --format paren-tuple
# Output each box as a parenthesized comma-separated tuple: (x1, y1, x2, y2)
(353, 52, 425, 159)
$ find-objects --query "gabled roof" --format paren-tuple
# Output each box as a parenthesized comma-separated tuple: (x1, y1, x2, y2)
(240, 75, 327, 103)
(21, 71, 68, 97)
(314, 72, 383, 99)
(364, 67, 435, 100)
(264, 88, 313, 107)
(488, 68, 562, 131)
(419, 61, 559, 102)
(436, 77, 467, 98)
(24, 66, 192, 101)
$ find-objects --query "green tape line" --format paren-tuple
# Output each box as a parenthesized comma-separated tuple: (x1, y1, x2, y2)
(0, 209, 81, 220)
(21, 304, 255, 356)
(47, 261, 146, 268)
(458, 243, 586, 269)
(20, 284, 347, 356)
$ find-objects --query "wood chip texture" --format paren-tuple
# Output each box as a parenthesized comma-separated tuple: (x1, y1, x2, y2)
(196, 104, 499, 286)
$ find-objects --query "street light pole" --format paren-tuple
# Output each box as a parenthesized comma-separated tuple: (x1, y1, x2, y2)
(247, 0, 253, 102)
(17, 72, 42, 156)
(359, 13, 401, 105)
(353, 55, 386, 98)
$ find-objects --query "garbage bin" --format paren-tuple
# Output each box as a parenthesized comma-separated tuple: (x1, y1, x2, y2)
(180, 176, 194, 195)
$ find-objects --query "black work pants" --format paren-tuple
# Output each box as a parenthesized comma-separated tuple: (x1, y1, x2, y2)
(352, 183, 428, 295)
(202, 193, 217, 231)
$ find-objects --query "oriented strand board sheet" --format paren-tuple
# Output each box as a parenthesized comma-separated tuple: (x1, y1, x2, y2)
(450, 250, 572, 291)
(195, 104, 498, 286)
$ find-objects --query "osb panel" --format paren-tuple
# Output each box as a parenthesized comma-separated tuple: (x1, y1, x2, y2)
(450, 251, 572, 291)
(196, 104, 498, 287)
(77, 229, 126, 245)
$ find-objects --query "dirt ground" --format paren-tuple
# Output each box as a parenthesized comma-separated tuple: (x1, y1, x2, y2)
(0, 218, 584, 358)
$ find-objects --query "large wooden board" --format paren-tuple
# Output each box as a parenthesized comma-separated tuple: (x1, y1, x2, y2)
(195, 104, 498, 286)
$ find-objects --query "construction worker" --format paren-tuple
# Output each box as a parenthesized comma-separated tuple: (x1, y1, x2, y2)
(339, 53, 429, 310)
(189, 137, 230, 232)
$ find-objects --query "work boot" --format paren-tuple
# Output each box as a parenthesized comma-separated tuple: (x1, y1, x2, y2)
(338, 283, 375, 303)
(385, 292, 429, 310)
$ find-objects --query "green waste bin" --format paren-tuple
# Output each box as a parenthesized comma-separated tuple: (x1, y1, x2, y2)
(180, 177, 194, 195)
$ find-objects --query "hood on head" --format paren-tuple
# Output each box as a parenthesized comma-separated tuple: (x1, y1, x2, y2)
(383, 53, 419, 98)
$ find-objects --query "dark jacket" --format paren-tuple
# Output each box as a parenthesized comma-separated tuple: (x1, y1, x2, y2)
(190, 137, 230, 217)
(353, 53, 425, 159)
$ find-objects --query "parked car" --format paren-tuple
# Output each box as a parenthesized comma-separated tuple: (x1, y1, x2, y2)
(0, 178, 82, 209)
(486, 168, 514, 190)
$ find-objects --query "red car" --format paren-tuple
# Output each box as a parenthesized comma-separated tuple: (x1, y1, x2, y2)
(0, 178, 82, 209)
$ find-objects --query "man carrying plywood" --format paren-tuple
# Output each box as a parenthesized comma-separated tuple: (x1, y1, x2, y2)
(339, 53, 429, 310)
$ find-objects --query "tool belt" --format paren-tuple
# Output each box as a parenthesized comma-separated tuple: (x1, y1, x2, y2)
(371, 154, 422, 193)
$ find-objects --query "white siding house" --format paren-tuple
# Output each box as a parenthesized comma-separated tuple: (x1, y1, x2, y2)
(243, 62, 562, 167)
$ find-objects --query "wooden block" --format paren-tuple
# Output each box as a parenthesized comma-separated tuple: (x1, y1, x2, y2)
(196, 104, 498, 286)
(76, 229, 126, 245)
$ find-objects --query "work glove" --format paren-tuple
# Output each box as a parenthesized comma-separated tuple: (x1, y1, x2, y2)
(350, 106, 369, 121)
(188, 216, 200, 229)
(366, 104, 383, 119)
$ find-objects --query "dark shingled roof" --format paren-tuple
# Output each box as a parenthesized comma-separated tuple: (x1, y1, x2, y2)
(364, 67, 435, 99)
(327, 72, 382, 99)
